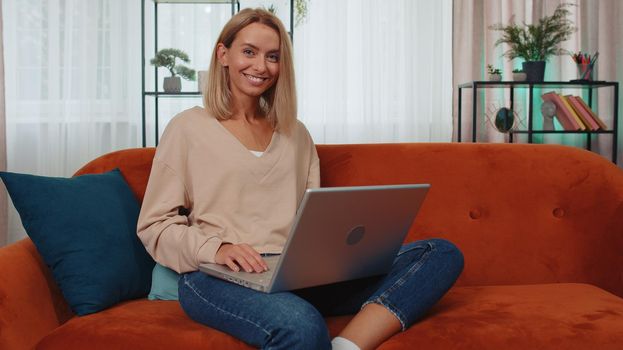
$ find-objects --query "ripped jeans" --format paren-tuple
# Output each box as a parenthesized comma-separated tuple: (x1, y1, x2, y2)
(178, 239, 464, 350)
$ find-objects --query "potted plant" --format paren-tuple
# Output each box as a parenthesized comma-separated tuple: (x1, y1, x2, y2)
(487, 64, 502, 81)
(489, 3, 576, 82)
(150, 48, 196, 93)
(512, 68, 527, 81)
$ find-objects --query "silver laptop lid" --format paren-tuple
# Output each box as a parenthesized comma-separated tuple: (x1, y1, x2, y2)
(267, 184, 429, 293)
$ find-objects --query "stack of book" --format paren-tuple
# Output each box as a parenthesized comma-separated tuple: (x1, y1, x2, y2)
(541, 91, 608, 131)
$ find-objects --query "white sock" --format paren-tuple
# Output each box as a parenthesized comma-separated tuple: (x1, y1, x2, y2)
(331, 336, 361, 350)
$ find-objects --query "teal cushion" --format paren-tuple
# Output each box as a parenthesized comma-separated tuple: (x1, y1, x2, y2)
(0, 169, 155, 316)
(148, 263, 180, 300)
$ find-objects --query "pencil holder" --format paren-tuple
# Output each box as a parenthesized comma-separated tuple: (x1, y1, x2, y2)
(577, 63, 594, 81)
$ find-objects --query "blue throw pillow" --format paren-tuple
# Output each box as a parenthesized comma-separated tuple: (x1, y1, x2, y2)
(148, 263, 180, 301)
(0, 169, 155, 316)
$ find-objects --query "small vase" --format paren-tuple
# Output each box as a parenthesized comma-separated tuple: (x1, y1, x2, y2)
(197, 71, 208, 92)
(512, 72, 527, 81)
(488, 73, 502, 81)
(163, 76, 181, 93)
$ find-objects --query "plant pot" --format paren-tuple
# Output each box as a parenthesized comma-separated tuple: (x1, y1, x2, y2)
(512, 72, 527, 81)
(163, 76, 181, 93)
(197, 71, 208, 93)
(488, 73, 502, 81)
(522, 61, 546, 82)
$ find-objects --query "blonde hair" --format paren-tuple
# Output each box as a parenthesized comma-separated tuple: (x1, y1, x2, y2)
(203, 8, 297, 134)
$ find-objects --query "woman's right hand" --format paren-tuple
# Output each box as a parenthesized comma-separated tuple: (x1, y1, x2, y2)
(215, 243, 269, 273)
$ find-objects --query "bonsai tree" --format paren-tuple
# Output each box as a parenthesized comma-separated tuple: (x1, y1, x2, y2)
(150, 48, 196, 81)
(489, 3, 576, 62)
(512, 68, 524, 73)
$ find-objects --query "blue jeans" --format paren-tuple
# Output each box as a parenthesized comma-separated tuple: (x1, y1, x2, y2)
(178, 239, 464, 350)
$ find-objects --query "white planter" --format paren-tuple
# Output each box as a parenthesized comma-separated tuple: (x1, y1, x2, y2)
(513, 72, 527, 81)
(163, 76, 181, 93)
(488, 74, 502, 81)
(197, 71, 208, 93)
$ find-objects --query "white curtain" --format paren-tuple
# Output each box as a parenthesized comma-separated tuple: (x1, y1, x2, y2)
(294, 0, 454, 144)
(3, 0, 142, 243)
(0, 0, 6, 247)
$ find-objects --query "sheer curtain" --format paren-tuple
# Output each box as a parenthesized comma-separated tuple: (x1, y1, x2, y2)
(0, 0, 6, 246)
(294, 0, 453, 144)
(453, 0, 622, 165)
(3, 0, 142, 243)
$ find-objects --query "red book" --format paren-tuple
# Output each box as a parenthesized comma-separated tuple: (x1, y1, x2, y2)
(566, 95, 600, 131)
(541, 91, 580, 131)
(574, 96, 609, 130)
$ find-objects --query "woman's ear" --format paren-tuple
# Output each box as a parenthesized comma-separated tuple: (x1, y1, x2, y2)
(216, 43, 228, 67)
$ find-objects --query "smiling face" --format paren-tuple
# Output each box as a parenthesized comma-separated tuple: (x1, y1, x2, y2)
(217, 22, 280, 100)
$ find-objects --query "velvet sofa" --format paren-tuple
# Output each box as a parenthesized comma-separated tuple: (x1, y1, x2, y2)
(1, 143, 623, 349)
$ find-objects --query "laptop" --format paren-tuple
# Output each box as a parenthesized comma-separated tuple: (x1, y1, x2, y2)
(199, 184, 430, 293)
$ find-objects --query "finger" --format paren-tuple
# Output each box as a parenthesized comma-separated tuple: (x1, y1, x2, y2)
(224, 257, 240, 272)
(232, 254, 256, 273)
(240, 245, 268, 272)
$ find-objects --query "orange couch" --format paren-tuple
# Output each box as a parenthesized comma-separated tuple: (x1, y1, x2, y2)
(1, 143, 623, 349)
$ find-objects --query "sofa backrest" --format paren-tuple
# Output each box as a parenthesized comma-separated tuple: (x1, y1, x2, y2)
(75, 143, 623, 297)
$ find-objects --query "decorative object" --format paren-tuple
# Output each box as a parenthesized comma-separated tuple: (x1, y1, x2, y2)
(541, 100, 556, 130)
(150, 48, 196, 93)
(487, 64, 502, 81)
(485, 101, 525, 133)
(512, 68, 527, 81)
(571, 51, 599, 81)
(489, 3, 576, 82)
(0, 169, 155, 316)
(494, 107, 516, 132)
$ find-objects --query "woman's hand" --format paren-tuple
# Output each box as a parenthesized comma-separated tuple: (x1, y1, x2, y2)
(215, 243, 269, 273)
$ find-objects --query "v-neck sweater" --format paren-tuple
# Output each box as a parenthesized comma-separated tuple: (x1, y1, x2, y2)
(137, 106, 320, 273)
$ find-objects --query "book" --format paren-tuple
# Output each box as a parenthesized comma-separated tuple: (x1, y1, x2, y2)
(574, 96, 609, 130)
(565, 95, 600, 131)
(558, 94, 587, 130)
(541, 91, 580, 131)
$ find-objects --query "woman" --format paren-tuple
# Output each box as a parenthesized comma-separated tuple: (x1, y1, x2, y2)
(137, 8, 463, 350)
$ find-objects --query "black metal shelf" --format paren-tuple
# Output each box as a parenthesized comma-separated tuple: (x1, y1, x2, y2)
(510, 130, 614, 134)
(144, 91, 202, 97)
(141, 0, 241, 147)
(141, 0, 298, 147)
(457, 80, 619, 163)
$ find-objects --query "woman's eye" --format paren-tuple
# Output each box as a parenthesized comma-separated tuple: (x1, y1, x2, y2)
(243, 49, 254, 56)
(267, 54, 280, 62)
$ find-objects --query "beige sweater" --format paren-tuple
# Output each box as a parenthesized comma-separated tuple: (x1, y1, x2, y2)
(137, 106, 320, 273)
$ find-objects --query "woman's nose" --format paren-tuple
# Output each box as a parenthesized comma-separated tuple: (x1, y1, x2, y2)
(253, 57, 267, 73)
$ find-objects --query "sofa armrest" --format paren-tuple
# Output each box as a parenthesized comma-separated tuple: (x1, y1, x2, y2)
(0, 238, 73, 350)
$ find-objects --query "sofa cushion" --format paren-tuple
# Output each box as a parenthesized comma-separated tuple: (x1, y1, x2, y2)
(36, 283, 623, 349)
(37, 298, 353, 350)
(148, 263, 180, 301)
(0, 169, 155, 316)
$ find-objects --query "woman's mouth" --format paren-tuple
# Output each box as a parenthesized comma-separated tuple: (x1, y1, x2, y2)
(243, 73, 269, 85)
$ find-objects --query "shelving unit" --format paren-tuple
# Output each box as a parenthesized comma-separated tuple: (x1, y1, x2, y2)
(140, 0, 297, 147)
(457, 81, 619, 163)
(141, 0, 240, 147)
